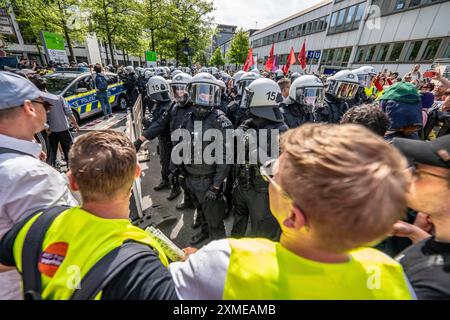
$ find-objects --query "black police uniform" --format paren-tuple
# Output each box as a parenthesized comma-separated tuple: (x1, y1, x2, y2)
(231, 117, 288, 240)
(226, 98, 250, 129)
(314, 93, 349, 124)
(142, 100, 173, 185)
(177, 109, 233, 241)
(281, 102, 315, 128)
(122, 73, 139, 106)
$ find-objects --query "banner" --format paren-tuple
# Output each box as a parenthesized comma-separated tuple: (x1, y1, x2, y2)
(243, 48, 254, 72)
(298, 40, 307, 70)
(41, 31, 69, 64)
(145, 50, 157, 67)
(265, 44, 275, 72)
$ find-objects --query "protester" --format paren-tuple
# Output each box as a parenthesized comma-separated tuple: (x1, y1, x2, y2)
(392, 135, 450, 299)
(29, 75, 79, 168)
(277, 78, 291, 102)
(0, 130, 178, 300)
(341, 104, 390, 137)
(379, 81, 423, 142)
(0, 71, 78, 300)
(169, 124, 415, 300)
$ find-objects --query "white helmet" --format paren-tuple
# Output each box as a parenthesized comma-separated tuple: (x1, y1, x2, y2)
(187, 72, 221, 108)
(233, 70, 246, 87)
(147, 76, 171, 102)
(210, 67, 219, 74)
(171, 73, 193, 105)
(250, 68, 260, 75)
(135, 67, 145, 77)
(125, 65, 134, 74)
(353, 66, 377, 88)
(289, 75, 324, 110)
(242, 78, 284, 122)
(326, 70, 359, 100)
(144, 70, 154, 80)
(171, 69, 182, 78)
(236, 72, 259, 97)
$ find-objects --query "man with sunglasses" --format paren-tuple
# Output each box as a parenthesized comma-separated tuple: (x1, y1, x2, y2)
(169, 124, 414, 299)
(0, 72, 78, 299)
(393, 135, 450, 299)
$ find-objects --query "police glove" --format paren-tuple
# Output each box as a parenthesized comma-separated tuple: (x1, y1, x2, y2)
(134, 139, 144, 152)
(205, 187, 220, 201)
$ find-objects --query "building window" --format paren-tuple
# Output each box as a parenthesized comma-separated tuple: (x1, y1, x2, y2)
(354, 3, 366, 22)
(312, 20, 318, 33)
(376, 44, 390, 61)
(335, 48, 343, 64)
(356, 47, 365, 62)
(409, 0, 421, 7)
(422, 39, 442, 61)
(346, 5, 356, 24)
(336, 9, 345, 26)
(330, 12, 338, 27)
(388, 42, 405, 61)
(394, 0, 406, 10)
(406, 41, 423, 61)
(343, 47, 352, 62)
(365, 45, 376, 62)
(444, 42, 450, 58)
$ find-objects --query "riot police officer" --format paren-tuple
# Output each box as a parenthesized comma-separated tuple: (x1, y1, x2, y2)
(227, 72, 259, 129)
(122, 66, 139, 106)
(175, 72, 233, 245)
(274, 69, 284, 82)
(351, 66, 377, 107)
(134, 76, 179, 198)
(315, 70, 359, 124)
(231, 78, 288, 240)
(281, 75, 323, 128)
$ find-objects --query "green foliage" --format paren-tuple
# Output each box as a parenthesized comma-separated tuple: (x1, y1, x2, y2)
(227, 29, 249, 67)
(210, 47, 225, 67)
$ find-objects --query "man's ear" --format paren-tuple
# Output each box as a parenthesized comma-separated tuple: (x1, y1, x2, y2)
(22, 100, 37, 117)
(135, 163, 142, 179)
(283, 205, 307, 230)
(66, 171, 79, 192)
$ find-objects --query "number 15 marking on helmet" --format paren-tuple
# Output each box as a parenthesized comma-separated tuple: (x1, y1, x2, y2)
(266, 92, 277, 101)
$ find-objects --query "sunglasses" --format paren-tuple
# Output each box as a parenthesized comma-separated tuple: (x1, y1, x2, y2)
(409, 163, 449, 181)
(260, 158, 295, 205)
(31, 100, 52, 113)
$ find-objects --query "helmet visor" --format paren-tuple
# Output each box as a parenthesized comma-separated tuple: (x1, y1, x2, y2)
(332, 82, 359, 99)
(189, 84, 221, 107)
(357, 74, 374, 88)
(171, 85, 188, 103)
(238, 80, 255, 96)
(295, 87, 324, 107)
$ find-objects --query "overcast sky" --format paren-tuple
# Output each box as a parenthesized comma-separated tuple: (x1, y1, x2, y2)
(210, 0, 324, 30)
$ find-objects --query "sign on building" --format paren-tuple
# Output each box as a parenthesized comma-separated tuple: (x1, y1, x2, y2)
(41, 31, 69, 64)
(145, 50, 157, 67)
(0, 9, 13, 35)
(307, 50, 321, 59)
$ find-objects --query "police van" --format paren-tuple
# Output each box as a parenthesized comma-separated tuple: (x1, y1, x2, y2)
(45, 70, 128, 122)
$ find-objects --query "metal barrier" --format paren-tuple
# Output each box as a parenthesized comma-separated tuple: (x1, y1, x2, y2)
(126, 94, 144, 220)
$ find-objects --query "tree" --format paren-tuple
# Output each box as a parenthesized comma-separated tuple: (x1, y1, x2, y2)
(227, 29, 249, 68)
(83, 0, 142, 66)
(13, 0, 87, 63)
(210, 47, 225, 68)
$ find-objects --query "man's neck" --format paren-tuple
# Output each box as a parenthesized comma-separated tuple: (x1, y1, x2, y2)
(81, 199, 130, 220)
(432, 217, 450, 243)
(280, 235, 350, 264)
(0, 127, 34, 141)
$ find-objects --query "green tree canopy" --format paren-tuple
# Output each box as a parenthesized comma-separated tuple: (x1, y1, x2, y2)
(227, 29, 249, 67)
(210, 47, 225, 68)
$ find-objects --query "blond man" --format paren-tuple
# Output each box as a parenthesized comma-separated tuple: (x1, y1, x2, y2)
(169, 124, 416, 300)
(0, 131, 177, 300)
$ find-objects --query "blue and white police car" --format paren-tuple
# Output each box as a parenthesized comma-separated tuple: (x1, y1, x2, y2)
(45, 70, 128, 122)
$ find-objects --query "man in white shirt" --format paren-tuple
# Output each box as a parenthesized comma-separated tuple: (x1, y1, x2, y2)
(0, 71, 78, 300)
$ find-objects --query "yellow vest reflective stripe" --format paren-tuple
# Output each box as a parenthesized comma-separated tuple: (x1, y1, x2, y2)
(13, 207, 169, 300)
(223, 238, 414, 300)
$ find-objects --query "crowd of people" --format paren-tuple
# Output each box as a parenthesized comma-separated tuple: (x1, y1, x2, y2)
(0, 59, 450, 300)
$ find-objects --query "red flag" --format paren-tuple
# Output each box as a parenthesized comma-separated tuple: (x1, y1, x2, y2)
(264, 44, 275, 72)
(298, 40, 307, 70)
(282, 47, 296, 75)
(243, 48, 254, 72)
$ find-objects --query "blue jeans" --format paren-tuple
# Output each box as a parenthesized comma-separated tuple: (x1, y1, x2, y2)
(97, 92, 112, 116)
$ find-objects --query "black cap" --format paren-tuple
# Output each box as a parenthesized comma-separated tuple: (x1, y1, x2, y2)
(393, 135, 450, 169)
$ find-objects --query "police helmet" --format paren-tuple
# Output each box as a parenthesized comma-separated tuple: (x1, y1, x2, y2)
(326, 70, 360, 100)
(236, 72, 259, 97)
(187, 72, 221, 108)
(289, 75, 324, 110)
(147, 76, 171, 102)
(242, 78, 284, 122)
(353, 66, 377, 89)
(290, 72, 302, 83)
(171, 73, 193, 105)
(274, 69, 284, 81)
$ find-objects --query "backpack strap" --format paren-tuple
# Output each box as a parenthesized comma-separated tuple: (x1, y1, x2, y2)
(22, 205, 71, 300)
(70, 241, 156, 300)
(0, 147, 33, 157)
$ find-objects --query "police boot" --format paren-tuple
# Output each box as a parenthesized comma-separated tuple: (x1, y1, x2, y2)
(190, 230, 209, 246)
(154, 179, 170, 191)
(167, 186, 181, 201)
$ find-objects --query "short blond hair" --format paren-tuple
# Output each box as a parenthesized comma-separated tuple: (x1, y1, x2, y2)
(280, 123, 408, 252)
(69, 130, 137, 202)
